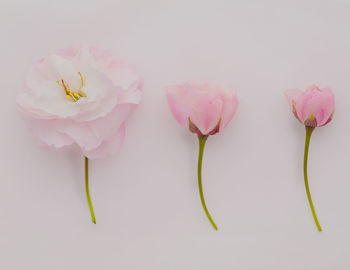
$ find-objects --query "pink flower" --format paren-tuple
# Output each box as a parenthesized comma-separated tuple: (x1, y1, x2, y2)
(17, 46, 142, 224)
(166, 82, 239, 135)
(17, 46, 142, 159)
(285, 85, 335, 232)
(166, 82, 239, 230)
(285, 85, 334, 127)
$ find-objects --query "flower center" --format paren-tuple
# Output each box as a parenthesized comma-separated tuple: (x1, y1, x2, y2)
(57, 72, 87, 102)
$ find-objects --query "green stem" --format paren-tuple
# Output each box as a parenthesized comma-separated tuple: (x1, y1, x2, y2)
(303, 126, 322, 232)
(197, 135, 218, 230)
(85, 157, 96, 224)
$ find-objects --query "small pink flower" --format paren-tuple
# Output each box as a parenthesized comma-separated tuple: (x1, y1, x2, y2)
(166, 82, 239, 230)
(166, 82, 238, 135)
(285, 85, 334, 127)
(17, 46, 142, 223)
(285, 85, 335, 232)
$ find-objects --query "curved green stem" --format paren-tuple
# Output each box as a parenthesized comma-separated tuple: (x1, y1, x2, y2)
(303, 126, 322, 232)
(85, 157, 96, 224)
(197, 135, 218, 230)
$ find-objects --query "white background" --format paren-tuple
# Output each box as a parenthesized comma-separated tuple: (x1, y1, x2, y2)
(1, 0, 350, 269)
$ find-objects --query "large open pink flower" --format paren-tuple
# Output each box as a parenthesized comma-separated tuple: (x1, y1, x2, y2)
(17, 46, 142, 159)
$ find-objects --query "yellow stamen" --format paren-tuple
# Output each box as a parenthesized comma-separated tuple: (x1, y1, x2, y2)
(57, 72, 87, 102)
(66, 94, 75, 102)
(79, 90, 87, 97)
(73, 92, 80, 100)
(78, 72, 84, 87)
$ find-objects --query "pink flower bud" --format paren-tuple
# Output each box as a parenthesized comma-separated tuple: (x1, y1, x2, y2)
(285, 85, 335, 232)
(166, 82, 239, 230)
(285, 85, 335, 127)
(166, 82, 238, 135)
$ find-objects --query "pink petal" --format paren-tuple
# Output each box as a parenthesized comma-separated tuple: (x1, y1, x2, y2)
(188, 94, 223, 134)
(82, 124, 126, 159)
(55, 104, 132, 153)
(219, 90, 239, 130)
(285, 89, 303, 108)
(166, 85, 190, 128)
(24, 118, 74, 148)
